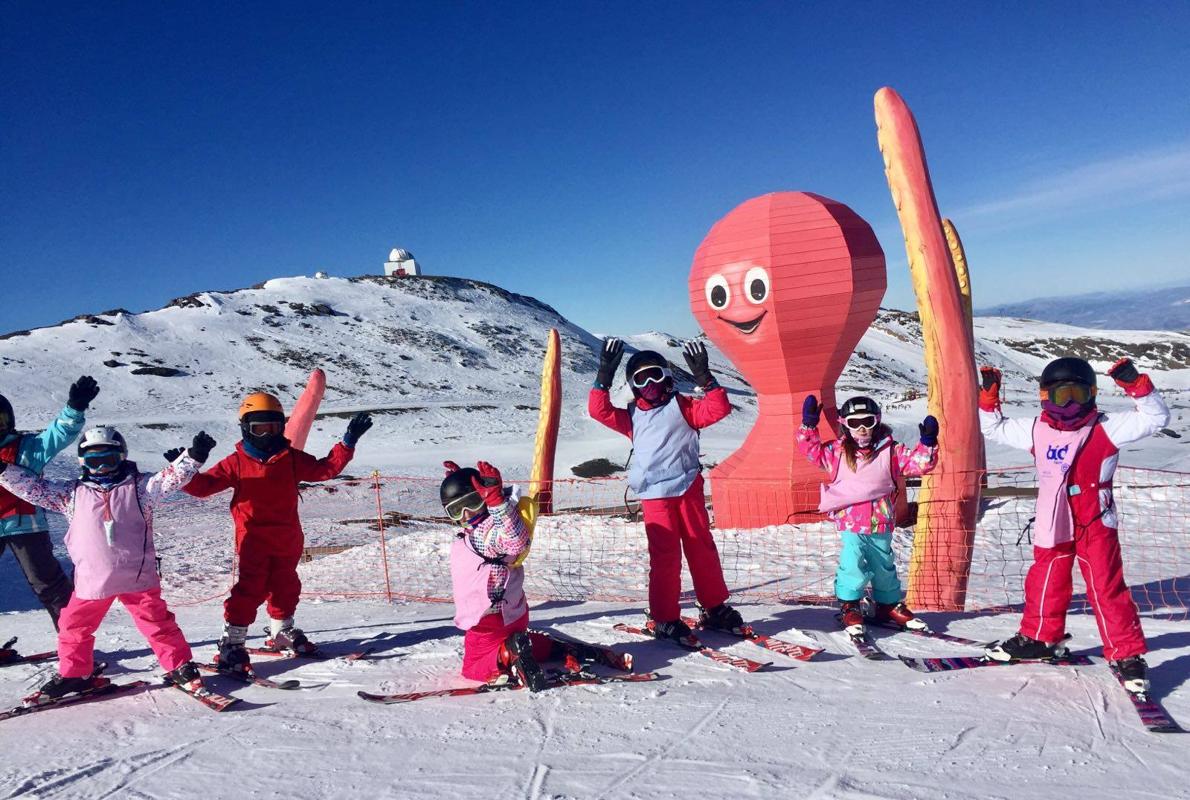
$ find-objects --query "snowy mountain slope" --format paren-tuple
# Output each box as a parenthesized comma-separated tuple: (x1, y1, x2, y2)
(1, 276, 1187, 479)
(978, 285, 1190, 331)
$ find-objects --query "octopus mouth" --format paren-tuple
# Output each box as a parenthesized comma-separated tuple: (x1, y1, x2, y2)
(718, 311, 767, 335)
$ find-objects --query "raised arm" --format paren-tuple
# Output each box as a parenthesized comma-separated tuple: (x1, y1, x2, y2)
(21, 378, 97, 469)
(141, 433, 212, 510)
(796, 395, 840, 472)
(978, 367, 1034, 451)
(293, 442, 354, 483)
(677, 388, 731, 430)
(0, 462, 74, 516)
(1101, 359, 1171, 448)
(588, 388, 634, 437)
(183, 452, 238, 498)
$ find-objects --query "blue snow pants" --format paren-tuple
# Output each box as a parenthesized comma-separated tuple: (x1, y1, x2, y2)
(834, 532, 903, 604)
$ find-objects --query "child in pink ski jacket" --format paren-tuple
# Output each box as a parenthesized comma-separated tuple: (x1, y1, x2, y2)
(797, 395, 938, 635)
(441, 460, 555, 691)
(0, 427, 215, 702)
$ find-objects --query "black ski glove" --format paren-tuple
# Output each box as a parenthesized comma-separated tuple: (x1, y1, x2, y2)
(344, 412, 373, 447)
(68, 376, 100, 412)
(802, 395, 821, 428)
(595, 338, 624, 389)
(163, 447, 184, 463)
(188, 432, 216, 463)
(919, 415, 939, 447)
(682, 341, 713, 387)
(1108, 358, 1140, 385)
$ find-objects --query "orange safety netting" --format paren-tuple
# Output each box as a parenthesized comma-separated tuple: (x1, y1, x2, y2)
(155, 467, 1190, 619)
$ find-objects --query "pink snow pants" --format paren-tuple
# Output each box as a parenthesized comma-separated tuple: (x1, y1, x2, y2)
(641, 475, 730, 623)
(1020, 521, 1146, 661)
(58, 588, 192, 678)
(461, 609, 553, 682)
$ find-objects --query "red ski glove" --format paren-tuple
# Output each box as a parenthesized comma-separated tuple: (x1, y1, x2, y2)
(978, 366, 1002, 412)
(471, 461, 505, 507)
(1108, 358, 1154, 398)
(443, 460, 461, 476)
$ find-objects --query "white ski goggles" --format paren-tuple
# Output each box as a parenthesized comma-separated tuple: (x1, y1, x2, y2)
(630, 365, 672, 388)
(444, 492, 485, 523)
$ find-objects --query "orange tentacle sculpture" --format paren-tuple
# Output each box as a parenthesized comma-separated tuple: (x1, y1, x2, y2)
(875, 87, 982, 611)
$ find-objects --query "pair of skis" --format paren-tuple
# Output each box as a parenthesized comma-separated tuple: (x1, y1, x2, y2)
(901, 649, 1181, 734)
(613, 616, 822, 673)
(359, 669, 660, 704)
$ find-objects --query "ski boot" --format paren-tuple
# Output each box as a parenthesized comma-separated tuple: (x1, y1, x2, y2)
(266, 625, 320, 656)
(839, 600, 865, 637)
(216, 636, 253, 677)
(165, 661, 205, 694)
(985, 633, 1069, 663)
(873, 601, 928, 632)
(1111, 655, 1150, 695)
(23, 667, 108, 707)
(698, 603, 746, 634)
(498, 631, 547, 692)
(648, 617, 695, 644)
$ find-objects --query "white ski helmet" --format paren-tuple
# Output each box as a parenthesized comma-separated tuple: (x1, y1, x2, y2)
(77, 426, 128, 458)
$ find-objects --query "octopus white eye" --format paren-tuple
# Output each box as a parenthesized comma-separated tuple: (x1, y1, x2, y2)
(744, 266, 770, 305)
(705, 274, 730, 310)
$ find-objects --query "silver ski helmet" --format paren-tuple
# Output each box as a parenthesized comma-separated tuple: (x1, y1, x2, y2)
(77, 426, 127, 477)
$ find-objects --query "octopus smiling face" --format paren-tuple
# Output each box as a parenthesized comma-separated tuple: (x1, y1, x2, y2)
(704, 264, 771, 337)
(689, 192, 886, 396)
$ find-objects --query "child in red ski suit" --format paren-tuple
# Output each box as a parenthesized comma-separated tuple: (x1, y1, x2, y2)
(797, 394, 938, 635)
(588, 339, 742, 641)
(979, 357, 1169, 693)
(182, 391, 372, 673)
(0, 427, 215, 702)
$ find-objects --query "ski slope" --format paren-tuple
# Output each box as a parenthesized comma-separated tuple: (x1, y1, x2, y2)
(1, 599, 1188, 799)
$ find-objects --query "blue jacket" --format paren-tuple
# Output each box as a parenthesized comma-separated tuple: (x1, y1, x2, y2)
(0, 405, 85, 538)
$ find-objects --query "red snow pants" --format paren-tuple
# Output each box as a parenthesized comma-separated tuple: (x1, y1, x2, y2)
(58, 588, 192, 677)
(224, 536, 302, 626)
(1020, 521, 1146, 661)
(461, 610, 554, 682)
(641, 475, 730, 622)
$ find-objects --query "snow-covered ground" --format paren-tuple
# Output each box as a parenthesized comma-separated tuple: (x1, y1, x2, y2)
(2, 274, 1189, 797)
(2, 599, 1188, 799)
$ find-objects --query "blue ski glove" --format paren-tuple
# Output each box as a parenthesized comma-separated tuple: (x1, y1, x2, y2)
(802, 395, 821, 428)
(344, 412, 373, 448)
(919, 415, 939, 447)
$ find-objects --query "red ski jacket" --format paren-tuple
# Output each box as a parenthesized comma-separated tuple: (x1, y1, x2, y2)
(184, 442, 353, 555)
(588, 387, 731, 438)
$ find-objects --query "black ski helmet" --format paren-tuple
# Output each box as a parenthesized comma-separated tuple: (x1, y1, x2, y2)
(839, 396, 881, 420)
(440, 467, 482, 508)
(0, 394, 13, 437)
(624, 350, 673, 398)
(1040, 357, 1096, 389)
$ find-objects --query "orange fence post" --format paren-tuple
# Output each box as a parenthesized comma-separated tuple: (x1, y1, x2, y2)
(372, 471, 394, 603)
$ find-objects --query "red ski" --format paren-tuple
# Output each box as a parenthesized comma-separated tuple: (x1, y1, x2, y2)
(613, 622, 770, 673)
(168, 680, 240, 712)
(1, 680, 151, 722)
(0, 637, 55, 668)
(197, 662, 301, 690)
(358, 671, 660, 704)
(680, 616, 822, 662)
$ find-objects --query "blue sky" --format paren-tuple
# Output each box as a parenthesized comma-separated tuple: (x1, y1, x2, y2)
(3, 3, 1188, 337)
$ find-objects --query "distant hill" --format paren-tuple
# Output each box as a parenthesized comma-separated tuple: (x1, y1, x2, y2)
(977, 286, 1190, 331)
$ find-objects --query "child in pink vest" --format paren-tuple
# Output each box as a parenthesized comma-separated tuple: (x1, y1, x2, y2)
(798, 395, 938, 636)
(442, 460, 594, 692)
(0, 427, 215, 704)
(979, 357, 1169, 694)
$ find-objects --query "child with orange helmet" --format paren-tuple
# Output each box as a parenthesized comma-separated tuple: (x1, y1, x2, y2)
(182, 391, 372, 675)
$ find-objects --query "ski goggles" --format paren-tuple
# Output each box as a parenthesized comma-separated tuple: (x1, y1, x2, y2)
(1040, 382, 1096, 407)
(444, 492, 485, 524)
(246, 420, 285, 436)
(630, 365, 672, 388)
(843, 415, 879, 431)
(81, 448, 123, 471)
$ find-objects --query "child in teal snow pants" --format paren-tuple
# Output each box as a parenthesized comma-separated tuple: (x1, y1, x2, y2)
(797, 394, 939, 635)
